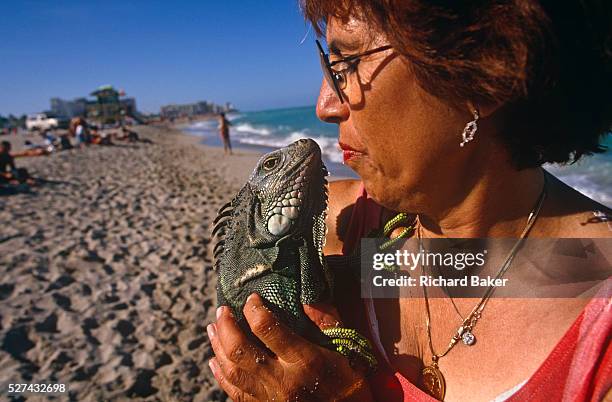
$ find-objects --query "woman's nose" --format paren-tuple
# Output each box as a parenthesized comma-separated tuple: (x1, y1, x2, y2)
(316, 80, 349, 124)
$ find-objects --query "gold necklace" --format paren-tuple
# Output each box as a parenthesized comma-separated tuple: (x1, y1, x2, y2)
(420, 184, 547, 401)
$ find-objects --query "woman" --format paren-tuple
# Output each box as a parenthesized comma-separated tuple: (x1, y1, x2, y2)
(208, 1, 611, 400)
(219, 112, 233, 155)
(71, 117, 89, 148)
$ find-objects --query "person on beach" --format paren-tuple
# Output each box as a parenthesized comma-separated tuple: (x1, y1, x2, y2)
(208, 1, 611, 401)
(0, 141, 16, 183)
(21, 140, 49, 156)
(218, 112, 233, 155)
(59, 133, 73, 150)
(71, 117, 89, 148)
(90, 126, 110, 145)
(40, 129, 57, 152)
(0, 141, 32, 184)
(120, 126, 140, 142)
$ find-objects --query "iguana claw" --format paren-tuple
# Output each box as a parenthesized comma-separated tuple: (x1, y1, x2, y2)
(322, 327, 378, 371)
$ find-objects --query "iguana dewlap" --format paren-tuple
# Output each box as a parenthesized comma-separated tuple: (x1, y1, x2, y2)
(212, 138, 376, 370)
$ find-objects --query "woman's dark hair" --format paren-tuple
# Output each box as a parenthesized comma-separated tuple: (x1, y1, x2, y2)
(301, 0, 612, 168)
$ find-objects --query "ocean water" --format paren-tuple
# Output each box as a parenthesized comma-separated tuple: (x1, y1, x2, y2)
(184, 106, 341, 163)
(183, 105, 611, 207)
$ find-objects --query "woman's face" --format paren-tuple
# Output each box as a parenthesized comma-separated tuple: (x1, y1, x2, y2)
(317, 17, 494, 213)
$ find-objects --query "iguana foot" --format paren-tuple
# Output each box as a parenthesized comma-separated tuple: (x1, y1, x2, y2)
(322, 327, 378, 372)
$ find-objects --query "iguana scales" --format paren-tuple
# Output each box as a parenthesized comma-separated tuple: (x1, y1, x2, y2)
(212, 138, 376, 370)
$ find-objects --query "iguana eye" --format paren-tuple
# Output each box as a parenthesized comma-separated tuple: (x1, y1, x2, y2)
(262, 156, 280, 171)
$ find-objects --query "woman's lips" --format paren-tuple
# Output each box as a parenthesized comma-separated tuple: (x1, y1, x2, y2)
(338, 142, 364, 163)
(342, 150, 360, 163)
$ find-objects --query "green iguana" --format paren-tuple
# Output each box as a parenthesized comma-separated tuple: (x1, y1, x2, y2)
(212, 138, 377, 370)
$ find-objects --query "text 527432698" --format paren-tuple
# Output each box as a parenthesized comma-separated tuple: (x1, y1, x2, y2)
(7, 383, 67, 394)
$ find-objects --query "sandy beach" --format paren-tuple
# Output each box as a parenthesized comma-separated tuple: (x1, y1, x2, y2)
(0, 125, 269, 400)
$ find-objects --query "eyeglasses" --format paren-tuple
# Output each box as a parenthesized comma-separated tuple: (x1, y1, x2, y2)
(316, 39, 392, 104)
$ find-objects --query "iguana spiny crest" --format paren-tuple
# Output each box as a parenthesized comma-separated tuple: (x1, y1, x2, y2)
(212, 139, 377, 371)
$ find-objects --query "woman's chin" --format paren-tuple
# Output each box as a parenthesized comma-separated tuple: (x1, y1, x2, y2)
(346, 153, 382, 173)
(355, 168, 393, 202)
(359, 170, 421, 212)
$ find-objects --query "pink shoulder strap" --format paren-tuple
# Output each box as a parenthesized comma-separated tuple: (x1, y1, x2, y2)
(342, 182, 383, 255)
(509, 279, 611, 402)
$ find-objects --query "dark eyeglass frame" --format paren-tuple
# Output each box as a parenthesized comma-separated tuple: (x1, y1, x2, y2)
(316, 39, 392, 104)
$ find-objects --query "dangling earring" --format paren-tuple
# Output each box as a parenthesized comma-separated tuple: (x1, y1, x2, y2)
(460, 110, 479, 147)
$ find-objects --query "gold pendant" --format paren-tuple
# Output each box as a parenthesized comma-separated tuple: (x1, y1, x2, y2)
(422, 363, 446, 401)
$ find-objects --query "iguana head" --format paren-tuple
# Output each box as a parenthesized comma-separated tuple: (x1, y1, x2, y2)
(212, 139, 329, 261)
(247, 138, 328, 244)
(212, 138, 330, 305)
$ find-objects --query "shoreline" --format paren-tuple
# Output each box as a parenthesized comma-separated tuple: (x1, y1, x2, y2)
(176, 121, 358, 182)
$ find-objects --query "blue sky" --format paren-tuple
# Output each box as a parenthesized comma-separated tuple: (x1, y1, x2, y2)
(0, 1, 323, 115)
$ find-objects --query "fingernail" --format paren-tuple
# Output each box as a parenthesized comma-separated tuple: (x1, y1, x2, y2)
(216, 306, 224, 319)
(206, 323, 216, 339)
(246, 293, 259, 304)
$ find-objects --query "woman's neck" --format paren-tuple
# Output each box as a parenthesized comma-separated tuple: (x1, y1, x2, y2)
(417, 167, 545, 238)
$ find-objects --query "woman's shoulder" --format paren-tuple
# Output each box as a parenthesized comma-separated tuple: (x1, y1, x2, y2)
(543, 173, 611, 238)
(324, 179, 364, 255)
(328, 179, 363, 210)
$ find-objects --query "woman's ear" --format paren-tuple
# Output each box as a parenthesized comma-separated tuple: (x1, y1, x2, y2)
(466, 100, 502, 119)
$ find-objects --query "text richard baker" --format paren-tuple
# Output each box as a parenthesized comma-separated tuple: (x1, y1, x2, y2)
(372, 274, 508, 288)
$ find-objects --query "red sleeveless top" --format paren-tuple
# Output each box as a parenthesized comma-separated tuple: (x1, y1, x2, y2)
(341, 185, 612, 401)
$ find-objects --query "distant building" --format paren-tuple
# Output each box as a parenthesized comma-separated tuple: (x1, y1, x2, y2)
(49, 86, 138, 124)
(160, 101, 224, 119)
(120, 97, 137, 113)
(50, 97, 87, 118)
(86, 85, 137, 124)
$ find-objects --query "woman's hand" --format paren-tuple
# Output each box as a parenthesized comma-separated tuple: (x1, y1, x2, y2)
(207, 293, 373, 401)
